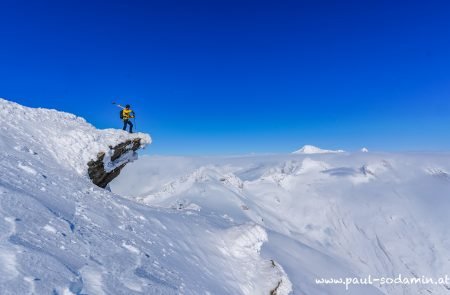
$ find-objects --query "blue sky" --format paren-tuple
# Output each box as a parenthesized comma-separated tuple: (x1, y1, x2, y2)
(1, 0, 450, 155)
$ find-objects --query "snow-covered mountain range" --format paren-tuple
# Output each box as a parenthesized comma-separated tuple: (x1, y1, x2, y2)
(112, 154, 450, 294)
(2, 98, 450, 294)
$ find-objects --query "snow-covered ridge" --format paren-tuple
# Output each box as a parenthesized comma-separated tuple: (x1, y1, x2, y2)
(293, 144, 344, 154)
(0, 98, 151, 176)
(0, 98, 291, 294)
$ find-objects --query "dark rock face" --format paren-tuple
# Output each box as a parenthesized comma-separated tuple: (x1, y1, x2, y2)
(87, 138, 144, 188)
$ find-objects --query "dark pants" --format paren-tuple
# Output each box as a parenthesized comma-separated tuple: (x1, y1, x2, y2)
(123, 119, 133, 133)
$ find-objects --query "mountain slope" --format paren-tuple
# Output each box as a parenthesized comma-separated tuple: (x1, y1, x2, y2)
(112, 153, 450, 294)
(0, 98, 291, 295)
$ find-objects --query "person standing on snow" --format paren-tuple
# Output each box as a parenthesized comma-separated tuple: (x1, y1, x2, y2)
(116, 104, 135, 133)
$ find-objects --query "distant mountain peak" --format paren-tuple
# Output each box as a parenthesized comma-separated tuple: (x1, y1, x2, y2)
(293, 145, 344, 154)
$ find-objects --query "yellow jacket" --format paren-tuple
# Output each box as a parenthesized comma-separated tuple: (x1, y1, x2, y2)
(122, 109, 134, 120)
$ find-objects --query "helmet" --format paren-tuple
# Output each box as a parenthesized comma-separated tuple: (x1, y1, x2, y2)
(125, 104, 130, 108)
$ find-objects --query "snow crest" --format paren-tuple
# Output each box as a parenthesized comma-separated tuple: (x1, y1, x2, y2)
(0, 98, 151, 175)
(218, 224, 292, 295)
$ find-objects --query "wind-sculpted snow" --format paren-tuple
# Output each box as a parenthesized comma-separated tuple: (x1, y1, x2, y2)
(0, 99, 291, 294)
(0, 98, 151, 175)
(112, 152, 450, 294)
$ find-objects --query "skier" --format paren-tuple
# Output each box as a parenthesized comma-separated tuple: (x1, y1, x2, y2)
(115, 103, 135, 133)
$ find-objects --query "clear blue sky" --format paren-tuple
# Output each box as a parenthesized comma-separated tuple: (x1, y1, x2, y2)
(1, 0, 450, 155)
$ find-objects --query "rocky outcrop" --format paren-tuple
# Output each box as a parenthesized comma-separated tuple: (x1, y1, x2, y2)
(87, 138, 144, 188)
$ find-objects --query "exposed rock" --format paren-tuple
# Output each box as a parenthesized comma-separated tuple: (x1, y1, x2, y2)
(87, 138, 144, 188)
(270, 280, 283, 295)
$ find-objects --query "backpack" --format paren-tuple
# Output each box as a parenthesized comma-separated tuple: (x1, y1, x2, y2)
(120, 110, 124, 119)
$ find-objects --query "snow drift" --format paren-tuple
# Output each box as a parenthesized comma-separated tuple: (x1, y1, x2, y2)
(0, 98, 291, 295)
